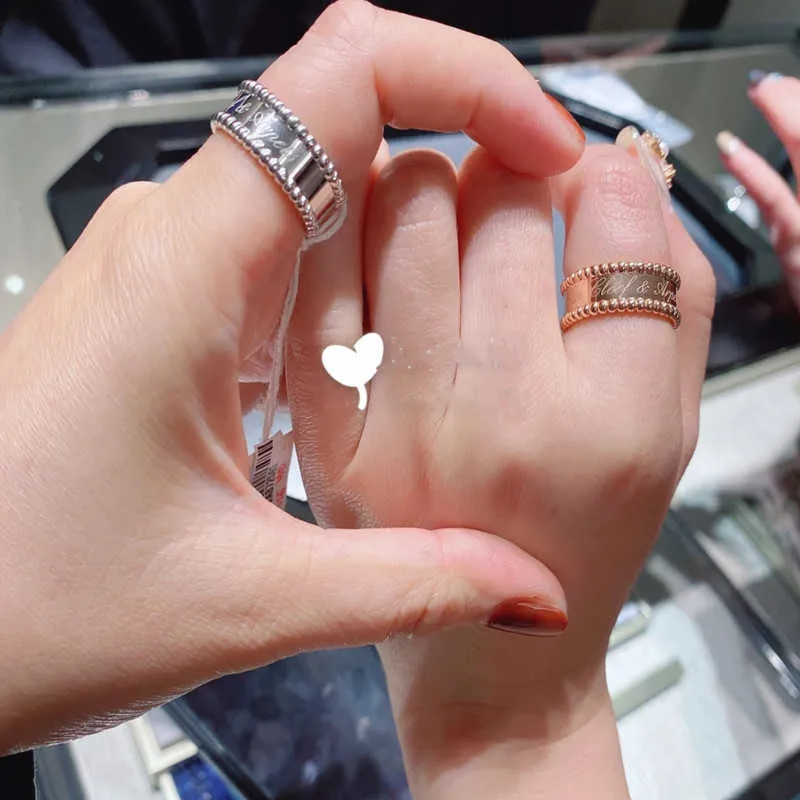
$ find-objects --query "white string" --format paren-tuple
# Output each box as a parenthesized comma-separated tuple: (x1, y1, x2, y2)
(259, 249, 301, 441)
(256, 191, 347, 445)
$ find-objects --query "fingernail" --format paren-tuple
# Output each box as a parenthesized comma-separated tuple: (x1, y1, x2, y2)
(545, 95, 586, 145)
(716, 130, 741, 156)
(616, 125, 673, 207)
(749, 70, 783, 89)
(615, 124, 641, 152)
(487, 598, 568, 637)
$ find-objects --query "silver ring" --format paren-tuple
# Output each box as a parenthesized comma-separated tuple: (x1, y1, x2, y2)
(211, 80, 347, 244)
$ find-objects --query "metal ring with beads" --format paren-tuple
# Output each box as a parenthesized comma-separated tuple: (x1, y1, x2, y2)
(210, 80, 347, 244)
(560, 261, 681, 331)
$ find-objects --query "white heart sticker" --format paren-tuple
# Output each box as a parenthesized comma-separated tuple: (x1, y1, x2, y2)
(322, 333, 385, 410)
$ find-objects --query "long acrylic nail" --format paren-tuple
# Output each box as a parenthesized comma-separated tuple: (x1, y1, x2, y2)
(749, 70, 783, 89)
(716, 130, 741, 157)
(545, 95, 586, 146)
(487, 598, 568, 637)
(615, 125, 672, 208)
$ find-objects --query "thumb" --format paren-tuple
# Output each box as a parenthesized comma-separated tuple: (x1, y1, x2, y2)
(219, 506, 567, 667)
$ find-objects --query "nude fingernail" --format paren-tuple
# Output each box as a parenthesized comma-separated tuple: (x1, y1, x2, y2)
(487, 598, 569, 637)
(616, 125, 673, 207)
(615, 124, 641, 152)
(545, 95, 586, 146)
(716, 130, 741, 157)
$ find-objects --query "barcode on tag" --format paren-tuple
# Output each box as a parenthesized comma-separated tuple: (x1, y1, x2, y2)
(249, 431, 293, 509)
(250, 438, 275, 500)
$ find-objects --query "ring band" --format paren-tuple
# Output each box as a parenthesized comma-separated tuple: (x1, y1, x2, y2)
(211, 80, 346, 243)
(560, 262, 681, 331)
(640, 132, 677, 190)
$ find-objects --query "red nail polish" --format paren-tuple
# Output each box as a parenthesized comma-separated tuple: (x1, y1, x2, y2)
(545, 95, 586, 144)
(487, 599, 568, 637)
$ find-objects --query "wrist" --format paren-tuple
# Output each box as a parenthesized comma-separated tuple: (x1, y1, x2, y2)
(381, 607, 614, 708)
(386, 661, 628, 800)
(380, 621, 627, 799)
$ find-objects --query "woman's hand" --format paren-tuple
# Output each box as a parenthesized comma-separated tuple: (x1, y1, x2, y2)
(289, 130, 715, 796)
(717, 73, 800, 306)
(0, 0, 585, 753)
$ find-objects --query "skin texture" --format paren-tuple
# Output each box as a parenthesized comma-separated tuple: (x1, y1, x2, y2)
(288, 130, 715, 796)
(0, 1, 583, 753)
(717, 75, 800, 307)
(0, 3, 715, 796)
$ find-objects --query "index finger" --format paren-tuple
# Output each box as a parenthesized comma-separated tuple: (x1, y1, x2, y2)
(749, 75, 800, 180)
(278, 0, 586, 180)
(149, 0, 585, 301)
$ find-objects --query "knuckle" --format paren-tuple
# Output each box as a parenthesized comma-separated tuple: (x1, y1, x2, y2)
(96, 181, 157, 219)
(581, 145, 660, 224)
(101, 199, 150, 269)
(309, 0, 378, 58)
(459, 145, 502, 185)
(677, 243, 716, 325)
(388, 532, 468, 638)
(92, 193, 166, 301)
(592, 413, 682, 500)
(489, 37, 515, 62)
(74, 182, 157, 253)
(699, 255, 717, 301)
(491, 445, 539, 512)
(215, 515, 310, 661)
(591, 147, 653, 204)
(481, 430, 555, 517)
(375, 151, 457, 233)
(692, 258, 717, 318)
(58, 185, 163, 326)
(384, 148, 457, 186)
(391, 586, 442, 638)
(90, 185, 161, 276)
(680, 415, 701, 473)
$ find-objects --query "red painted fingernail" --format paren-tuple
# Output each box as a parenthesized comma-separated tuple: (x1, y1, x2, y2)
(545, 95, 586, 145)
(487, 599, 569, 637)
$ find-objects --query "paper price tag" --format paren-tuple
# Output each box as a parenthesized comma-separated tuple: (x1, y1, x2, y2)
(249, 430, 293, 509)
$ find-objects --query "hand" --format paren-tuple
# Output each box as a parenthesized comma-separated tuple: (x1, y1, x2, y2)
(0, 0, 585, 752)
(717, 73, 800, 306)
(288, 131, 715, 797)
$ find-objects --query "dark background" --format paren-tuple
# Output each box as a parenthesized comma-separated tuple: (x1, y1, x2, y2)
(1, 751, 34, 800)
(0, 0, 733, 75)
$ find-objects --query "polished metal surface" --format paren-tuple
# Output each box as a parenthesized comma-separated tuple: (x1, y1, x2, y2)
(211, 80, 345, 242)
(561, 262, 681, 331)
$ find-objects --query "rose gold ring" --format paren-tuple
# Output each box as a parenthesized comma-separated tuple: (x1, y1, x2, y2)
(641, 132, 676, 190)
(560, 262, 681, 332)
